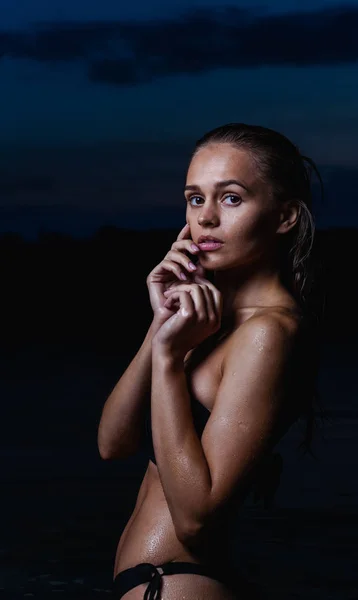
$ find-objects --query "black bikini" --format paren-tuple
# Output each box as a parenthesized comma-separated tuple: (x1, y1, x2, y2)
(112, 561, 240, 599)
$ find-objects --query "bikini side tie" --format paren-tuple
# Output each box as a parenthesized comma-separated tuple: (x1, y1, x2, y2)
(140, 563, 163, 600)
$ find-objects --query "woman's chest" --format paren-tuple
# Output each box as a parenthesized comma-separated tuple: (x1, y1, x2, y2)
(185, 338, 228, 412)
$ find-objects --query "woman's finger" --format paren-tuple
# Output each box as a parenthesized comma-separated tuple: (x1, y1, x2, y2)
(170, 237, 201, 275)
(165, 290, 194, 317)
(164, 283, 196, 296)
(199, 284, 217, 324)
(171, 238, 200, 256)
(160, 259, 189, 281)
(164, 286, 206, 321)
(165, 249, 198, 277)
(164, 295, 180, 310)
(180, 290, 195, 318)
(186, 285, 208, 323)
(176, 223, 191, 242)
(164, 281, 219, 320)
(194, 275, 222, 317)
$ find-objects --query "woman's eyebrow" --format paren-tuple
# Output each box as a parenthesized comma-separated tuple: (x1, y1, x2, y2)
(184, 179, 250, 193)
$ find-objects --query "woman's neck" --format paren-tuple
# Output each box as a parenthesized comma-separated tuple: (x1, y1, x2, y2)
(213, 261, 284, 323)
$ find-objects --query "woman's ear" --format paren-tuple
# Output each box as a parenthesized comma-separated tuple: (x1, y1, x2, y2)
(276, 200, 300, 234)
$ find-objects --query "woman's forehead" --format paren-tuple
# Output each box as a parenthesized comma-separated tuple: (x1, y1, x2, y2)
(187, 143, 260, 189)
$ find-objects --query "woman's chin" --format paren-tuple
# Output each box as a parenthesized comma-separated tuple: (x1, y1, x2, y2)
(199, 255, 232, 270)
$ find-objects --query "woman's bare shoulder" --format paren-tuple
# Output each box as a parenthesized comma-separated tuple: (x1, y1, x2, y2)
(184, 303, 304, 372)
(224, 305, 303, 360)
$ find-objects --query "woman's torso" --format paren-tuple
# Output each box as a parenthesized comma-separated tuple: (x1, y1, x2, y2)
(113, 306, 306, 583)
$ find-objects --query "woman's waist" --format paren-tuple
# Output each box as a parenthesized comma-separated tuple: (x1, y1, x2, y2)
(115, 494, 234, 577)
(115, 500, 194, 574)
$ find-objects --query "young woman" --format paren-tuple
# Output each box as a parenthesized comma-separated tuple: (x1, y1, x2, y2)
(98, 123, 324, 599)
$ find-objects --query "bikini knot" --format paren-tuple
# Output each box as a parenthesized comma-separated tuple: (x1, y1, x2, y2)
(140, 563, 163, 600)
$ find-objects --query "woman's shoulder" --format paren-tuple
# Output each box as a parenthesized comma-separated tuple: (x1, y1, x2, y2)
(184, 303, 305, 370)
(224, 304, 304, 362)
(241, 303, 302, 331)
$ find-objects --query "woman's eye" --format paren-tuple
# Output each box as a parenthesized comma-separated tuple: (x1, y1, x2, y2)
(186, 194, 241, 206)
(223, 195, 241, 205)
(187, 196, 203, 206)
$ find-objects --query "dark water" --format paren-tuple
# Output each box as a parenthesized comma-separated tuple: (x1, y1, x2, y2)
(1, 341, 357, 598)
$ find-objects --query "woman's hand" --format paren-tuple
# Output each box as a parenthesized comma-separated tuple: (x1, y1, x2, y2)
(152, 277, 223, 361)
(147, 223, 206, 328)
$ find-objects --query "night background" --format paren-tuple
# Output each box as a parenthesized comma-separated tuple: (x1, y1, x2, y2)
(1, 0, 358, 598)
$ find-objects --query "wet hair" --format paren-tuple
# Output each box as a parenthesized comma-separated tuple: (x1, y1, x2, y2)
(193, 123, 327, 458)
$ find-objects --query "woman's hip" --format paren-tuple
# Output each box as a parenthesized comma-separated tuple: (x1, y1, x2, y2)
(113, 560, 260, 600)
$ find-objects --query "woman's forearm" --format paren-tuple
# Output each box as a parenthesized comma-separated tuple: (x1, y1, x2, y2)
(97, 318, 161, 459)
(151, 345, 212, 542)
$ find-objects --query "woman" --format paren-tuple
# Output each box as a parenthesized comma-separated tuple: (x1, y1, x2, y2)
(98, 123, 324, 599)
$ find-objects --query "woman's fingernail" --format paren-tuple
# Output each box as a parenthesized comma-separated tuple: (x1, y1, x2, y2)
(191, 244, 199, 252)
(180, 272, 187, 280)
(188, 262, 196, 270)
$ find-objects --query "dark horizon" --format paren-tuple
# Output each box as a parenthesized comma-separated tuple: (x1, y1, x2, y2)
(1, 158, 357, 240)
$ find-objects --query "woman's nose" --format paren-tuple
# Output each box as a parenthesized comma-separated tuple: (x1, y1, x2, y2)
(198, 204, 219, 227)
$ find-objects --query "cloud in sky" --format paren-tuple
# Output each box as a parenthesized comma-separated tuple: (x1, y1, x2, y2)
(0, 5, 358, 86)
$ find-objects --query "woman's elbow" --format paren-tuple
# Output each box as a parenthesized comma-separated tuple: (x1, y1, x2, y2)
(175, 518, 205, 547)
(97, 435, 139, 460)
(98, 443, 115, 460)
(97, 427, 113, 459)
(97, 423, 122, 459)
(97, 434, 114, 459)
(174, 505, 220, 548)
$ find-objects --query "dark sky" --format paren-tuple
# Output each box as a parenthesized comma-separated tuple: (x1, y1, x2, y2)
(1, 0, 358, 237)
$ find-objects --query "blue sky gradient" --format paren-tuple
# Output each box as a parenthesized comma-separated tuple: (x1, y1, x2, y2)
(0, 0, 357, 235)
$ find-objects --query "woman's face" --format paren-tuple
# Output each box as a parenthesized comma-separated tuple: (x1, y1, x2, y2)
(185, 143, 284, 272)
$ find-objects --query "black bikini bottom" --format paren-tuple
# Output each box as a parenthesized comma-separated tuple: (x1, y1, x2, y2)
(112, 561, 238, 599)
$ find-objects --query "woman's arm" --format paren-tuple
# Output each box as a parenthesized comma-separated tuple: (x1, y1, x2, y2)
(151, 310, 298, 545)
(97, 318, 161, 459)
(151, 349, 212, 541)
(98, 223, 201, 460)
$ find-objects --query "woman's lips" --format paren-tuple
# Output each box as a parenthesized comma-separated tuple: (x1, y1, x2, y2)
(197, 241, 224, 251)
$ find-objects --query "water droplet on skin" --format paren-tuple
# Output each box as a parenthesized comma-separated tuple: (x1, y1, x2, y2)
(253, 327, 267, 352)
